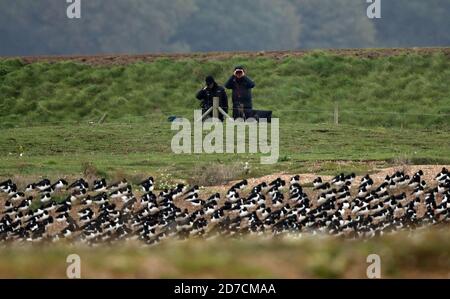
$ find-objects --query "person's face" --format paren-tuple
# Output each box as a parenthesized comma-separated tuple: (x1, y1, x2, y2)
(207, 83, 214, 89)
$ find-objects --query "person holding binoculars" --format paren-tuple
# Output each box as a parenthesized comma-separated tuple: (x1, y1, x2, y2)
(225, 66, 256, 119)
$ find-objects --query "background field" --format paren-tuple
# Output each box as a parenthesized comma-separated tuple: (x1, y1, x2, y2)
(0, 49, 449, 278)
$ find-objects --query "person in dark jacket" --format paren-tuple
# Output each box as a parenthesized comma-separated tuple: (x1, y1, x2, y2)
(225, 66, 255, 119)
(196, 76, 228, 121)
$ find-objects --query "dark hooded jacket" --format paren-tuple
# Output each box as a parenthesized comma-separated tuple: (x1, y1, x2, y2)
(225, 75, 255, 108)
(196, 82, 228, 111)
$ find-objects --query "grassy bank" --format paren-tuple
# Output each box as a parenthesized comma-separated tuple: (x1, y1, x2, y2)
(1, 51, 449, 128)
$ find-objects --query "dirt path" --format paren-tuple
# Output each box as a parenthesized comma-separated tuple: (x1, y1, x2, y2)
(4, 48, 450, 66)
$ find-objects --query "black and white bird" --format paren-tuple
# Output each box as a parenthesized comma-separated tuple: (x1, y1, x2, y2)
(232, 180, 248, 190)
(184, 185, 199, 198)
(436, 168, 449, 183)
(35, 179, 51, 191)
(140, 177, 154, 192)
(290, 175, 300, 185)
(67, 178, 88, 191)
(107, 179, 128, 191)
(331, 173, 346, 187)
(93, 178, 107, 192)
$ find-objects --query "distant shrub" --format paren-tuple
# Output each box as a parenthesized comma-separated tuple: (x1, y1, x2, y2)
(82, 162, 102, 179)
(189, 163, 244, 186)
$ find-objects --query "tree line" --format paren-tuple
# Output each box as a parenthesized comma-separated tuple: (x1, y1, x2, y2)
(0, 0, 449, 55)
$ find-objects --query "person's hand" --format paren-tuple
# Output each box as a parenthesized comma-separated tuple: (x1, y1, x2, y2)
(234, 69, 245, 78)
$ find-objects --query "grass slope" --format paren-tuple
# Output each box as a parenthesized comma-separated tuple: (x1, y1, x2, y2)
(1, 121, 449, 181)
(0, 51, 449, 128)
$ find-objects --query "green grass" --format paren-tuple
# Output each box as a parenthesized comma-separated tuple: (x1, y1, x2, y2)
(0, 51, 449, 128)
(0, 121, 449, 181)
(0, 230, 449, 278)
(0, 51, 449, 181)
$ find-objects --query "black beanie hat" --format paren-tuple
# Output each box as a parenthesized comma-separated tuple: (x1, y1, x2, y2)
(205, 76, 215, 85)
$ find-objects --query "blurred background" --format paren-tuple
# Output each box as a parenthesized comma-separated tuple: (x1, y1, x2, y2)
(0, 0, 449, 56)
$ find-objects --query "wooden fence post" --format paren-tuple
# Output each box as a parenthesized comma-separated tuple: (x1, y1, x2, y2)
(334, 101, 339, 125)
(212, 97, 219, 119)
(198, 97, 232, 122)
(98, 113, 108, 124)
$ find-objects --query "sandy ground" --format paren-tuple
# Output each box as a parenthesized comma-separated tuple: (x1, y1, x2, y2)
(208, 164, 446, 195)
(196, 164, 448, 219)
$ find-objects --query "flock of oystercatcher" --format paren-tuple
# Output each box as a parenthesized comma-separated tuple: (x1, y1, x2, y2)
(0, 167, 449, 245)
